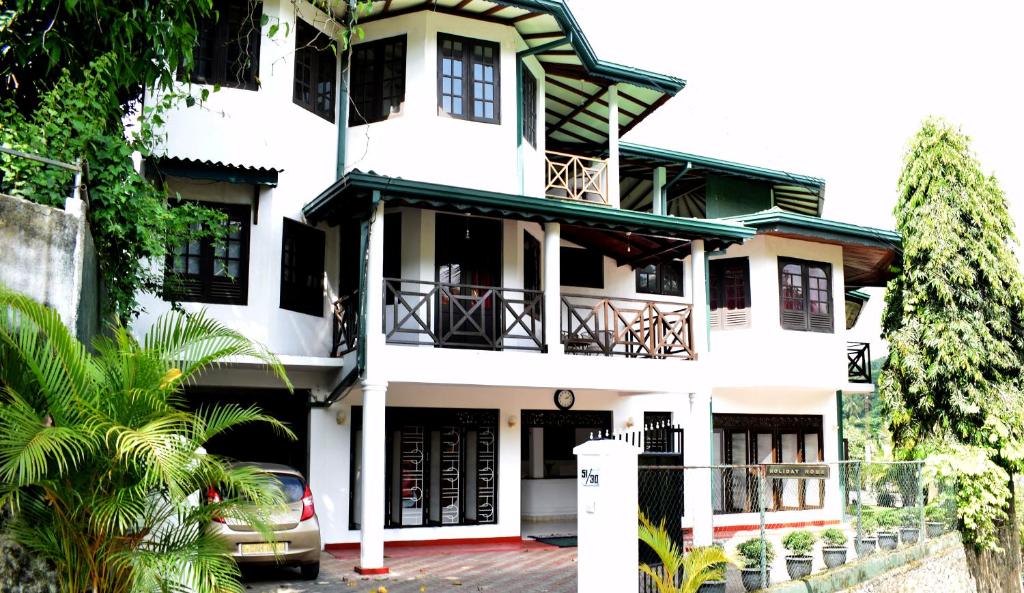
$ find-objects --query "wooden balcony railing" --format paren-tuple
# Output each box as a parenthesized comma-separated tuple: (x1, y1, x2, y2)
(331, 290, 359, 357)
(545, 150, 609, 204)
(561, 294, 695, 359)
(382, 278, 544, 352)
(848, 341, 872, 383)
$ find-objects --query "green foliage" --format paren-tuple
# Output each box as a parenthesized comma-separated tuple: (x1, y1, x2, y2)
(736, 538, 775, 568)
(781, 530, 815, 557)
(877, 509, 900, 530)
(925, 448, 1012, 550)
(880, 116, 1024, 553)
(638, 514, 730, 593)
(821, 528, 847, 547)
(925, 503, 949, 523)
(860, 512, 879, 534)
(0, 284, 295, 593)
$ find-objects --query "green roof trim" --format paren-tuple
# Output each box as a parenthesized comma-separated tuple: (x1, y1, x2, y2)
(619, 142, 825, 190)
(846, 289, 871, 303)
(152, 157, 279, 187)
(723, 208, 901, 248)
(304, 171, 755, 244)
(502, 1, 686, 94)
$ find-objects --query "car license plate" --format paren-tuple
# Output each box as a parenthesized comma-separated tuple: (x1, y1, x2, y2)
(239, 542, 287, 555)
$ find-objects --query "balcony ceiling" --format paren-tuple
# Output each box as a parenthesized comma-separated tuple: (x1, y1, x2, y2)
(350, 0, 686, 150)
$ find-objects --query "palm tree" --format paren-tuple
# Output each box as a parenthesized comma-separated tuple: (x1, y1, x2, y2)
(0, 284, 296, 593)
(639, 513, 730, 593)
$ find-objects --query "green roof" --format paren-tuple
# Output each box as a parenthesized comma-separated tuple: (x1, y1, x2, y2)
(303, 171, 755, 247)
(846, 289, 871, 303)
(724, 208, 900, 247)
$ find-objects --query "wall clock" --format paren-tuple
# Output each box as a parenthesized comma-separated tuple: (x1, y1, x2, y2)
(554, 389, 575, 411)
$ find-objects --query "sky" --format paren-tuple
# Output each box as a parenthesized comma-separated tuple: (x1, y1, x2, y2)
(567, 0, 1024, 352)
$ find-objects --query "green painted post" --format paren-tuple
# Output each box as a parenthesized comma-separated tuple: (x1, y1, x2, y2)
(855, 462, 863, 548)
(837, 390, 846, 519)
(336, 51, 350, 180)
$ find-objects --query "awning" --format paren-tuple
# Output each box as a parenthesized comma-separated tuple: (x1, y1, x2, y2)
(303, 171, 755, 251)
(150, 157, 280, 187)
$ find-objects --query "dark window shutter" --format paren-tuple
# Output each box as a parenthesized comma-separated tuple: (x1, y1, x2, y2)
(165, 203, 251, 305)
(521, 68, 537, 147)
(190, 0, 262, 90)
(710, 258, 750, 330)
(778, 258, 832, 333)
(280, 218, 326, 316)
(350, 35, 407, 126)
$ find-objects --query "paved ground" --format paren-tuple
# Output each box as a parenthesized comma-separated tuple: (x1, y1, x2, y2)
(241, 541, 578, 593)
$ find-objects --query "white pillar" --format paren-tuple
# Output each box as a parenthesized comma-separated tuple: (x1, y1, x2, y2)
(607, 86, 620, 209)
(543, 222, 564, 355)
(364, 199, 386, 382)
(652, 166, 666, 216)
(357, 380, 388, 574)
(684, 390, 714, 546)
(690, 239, 708, 357)
(575, 439, 639, 593)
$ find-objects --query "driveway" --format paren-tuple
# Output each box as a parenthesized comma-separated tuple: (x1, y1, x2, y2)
(242, 541, 578, 593)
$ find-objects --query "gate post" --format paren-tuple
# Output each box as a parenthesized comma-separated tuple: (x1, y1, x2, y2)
(574, 438, 640, 593)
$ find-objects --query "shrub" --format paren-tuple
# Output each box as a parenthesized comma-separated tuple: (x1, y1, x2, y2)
(736, 538, 775, 568)
(782, 530, 815, 557)
(821, 528, 848, 547)
(877, 509, 900, 530)
(899, 508, 920, 528)
(860, 514, 879, 534)
(925, 503, 948, 522)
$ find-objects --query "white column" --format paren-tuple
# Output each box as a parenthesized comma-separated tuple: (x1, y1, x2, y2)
(652, 166, 666, 216)
(575, 439, 639, 593)
(357, 380, 388, 573)
(607, 86, 620, 209)
(690, 239, 708, 357)
(684, 390, 714, 546)
(364, 199, 387, 382)
(543, 222, 564, 355)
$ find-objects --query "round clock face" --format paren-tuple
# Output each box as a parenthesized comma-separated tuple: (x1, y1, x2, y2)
(554, 389, 575, 410)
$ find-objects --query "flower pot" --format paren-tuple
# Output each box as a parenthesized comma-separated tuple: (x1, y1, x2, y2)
(697, 580, 726, 593)
(877, 531, 898, 550)
(785, 556, 813, 580)
(900, 526, 920, 545)
(926, 521, 945, 538)
(740, 567, 770, 591)
(822, 545, 848, 569)
(856, 536, 877, 556)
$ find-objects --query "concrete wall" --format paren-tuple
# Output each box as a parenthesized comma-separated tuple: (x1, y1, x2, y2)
(0, 193, 101, 340)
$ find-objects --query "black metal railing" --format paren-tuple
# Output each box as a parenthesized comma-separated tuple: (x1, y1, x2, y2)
(382, 278, 544, 351)
(848, 341, 872, 383)
(331, 290, 359, 357)
(561, 294, 695, 359)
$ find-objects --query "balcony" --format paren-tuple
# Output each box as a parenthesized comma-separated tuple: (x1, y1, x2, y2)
(545, 150, 609, 205)
(561, 294, 696, 359)
(331, 291, 359, 357)
(382, 279, 544, 351)
(847, 341, 872, 383)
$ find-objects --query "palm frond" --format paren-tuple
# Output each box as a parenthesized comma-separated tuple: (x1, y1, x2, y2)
(194, 403, 296, 445)
(679, 546, 730, 593)
(0, 386, 94, 485)
(639, 512, 684, 582)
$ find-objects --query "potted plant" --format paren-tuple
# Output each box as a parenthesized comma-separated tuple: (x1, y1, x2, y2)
(899, 509, 920, 544)
(925, 503, 948, 537)
(876, 509, 900, 550)
(856, 514, 878, 556)
(736, 538, 774, 591)
(820, 527, 848, 568)
(781, 530, 815, 579)
(695, 543, 728, 593)
(638, 514, 731, 593)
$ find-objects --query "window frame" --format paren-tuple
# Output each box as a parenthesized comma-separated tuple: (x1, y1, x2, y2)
(164, 202, 251, 305)
(292, 19, 337, 122)
(521, 67, 537, 147)
(436, 33, 501, 124)
(280, 218, 326, 317)
(190, 0, 263, 91)
(634, 261, 685, 297)
(709, 257, 751, 330)
(778, 257, 833, 333)
(349, 34, 407, 126)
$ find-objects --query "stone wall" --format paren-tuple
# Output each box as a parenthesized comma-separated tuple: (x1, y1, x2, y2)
(840, 536, 976, 593)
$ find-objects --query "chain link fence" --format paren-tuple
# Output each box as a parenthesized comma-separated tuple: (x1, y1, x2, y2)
(637, 460, 957, 592)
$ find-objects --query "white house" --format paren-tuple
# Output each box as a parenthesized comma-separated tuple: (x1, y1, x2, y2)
(136, 0, 898, 574)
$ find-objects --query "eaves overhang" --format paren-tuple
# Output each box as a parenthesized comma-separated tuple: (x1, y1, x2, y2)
(304, 171, 755, 248)
(150, 157, 280, 187)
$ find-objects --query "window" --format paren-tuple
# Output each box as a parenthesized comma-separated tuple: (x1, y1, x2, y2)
(560, 247, 603, 289)
(292, 20, 336, 121)
(635, 261, 684, 296)
(521, 68, 537, 147)
(709, 257, 751, 329)
(779, 258, 833, 333)
(438, 34, 500, 123)
(191, 0, 262, 90)
(351, 407, 499, 528)
(521, 410, 612, 479)
(165, 204, 251, 304)
(349, 35, 406, 126)
(280, 218, 325, 316)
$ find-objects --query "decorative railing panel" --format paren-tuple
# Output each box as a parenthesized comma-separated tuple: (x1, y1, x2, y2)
(331, 290, 359, 357)
(383, 278, 544, 352)
(544, 150, 609, 204)
(561, 294, 695, 359)
(847, 341, 871, 383)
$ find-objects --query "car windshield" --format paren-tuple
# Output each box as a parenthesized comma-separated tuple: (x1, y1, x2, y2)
(273, 474, 305, 503)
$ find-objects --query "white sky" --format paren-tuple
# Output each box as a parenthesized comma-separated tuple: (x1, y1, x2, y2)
(568, 0, 1024, 351)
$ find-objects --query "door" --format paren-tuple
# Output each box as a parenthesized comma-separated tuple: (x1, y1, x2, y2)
(435, 214, 502, 347)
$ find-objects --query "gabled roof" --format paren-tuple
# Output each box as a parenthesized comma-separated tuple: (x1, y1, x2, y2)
(351, 0, 686, 148)
(724, 208, 901, 287)
(619, 142, 826, 217)
(149, 157, 280, 186)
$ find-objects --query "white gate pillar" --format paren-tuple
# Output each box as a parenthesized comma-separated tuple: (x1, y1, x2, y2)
(574, 439, 639, 593)
(357, 381, 388, 574)
(685, 389, 714, 546)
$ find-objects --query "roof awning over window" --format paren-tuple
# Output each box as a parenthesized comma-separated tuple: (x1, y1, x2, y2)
(303, 171, 755, 252)
(150, 157, 280, 187)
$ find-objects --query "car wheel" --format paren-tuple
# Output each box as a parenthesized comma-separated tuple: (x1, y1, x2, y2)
(300, 561, 320, 580)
